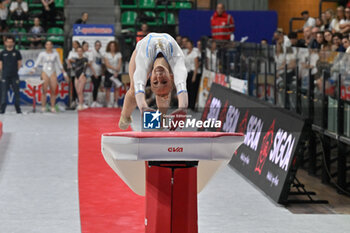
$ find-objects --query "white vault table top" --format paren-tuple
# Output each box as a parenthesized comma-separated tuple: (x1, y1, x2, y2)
(101, 131, 244, 196)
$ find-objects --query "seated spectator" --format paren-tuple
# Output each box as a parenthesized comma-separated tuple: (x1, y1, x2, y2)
(0, 1, 8, 32)
(136, 23, 149, 43)
(308, 27, 320, 48)
(342, 36, 350, 53)
(261, 39, 268, 45)
(41, 0, 56, 30)
(333, 6, 345, 33)
(322, 30, 334, 51)
(273, 30, 291, 49)
(175, 35, 182, 47)
(10, 0, 28, 28)
(332, 33, 346, 52)
(75, 12, 88, 24)
(28, 17, 45, 49)
(324, 9, 337, 31)
(301, 11, 316, 30)
(339, 7, 350, 34)
(315, 17, 323, 28)
(311, 31, 325, 49)
(288, 32, 299, 47)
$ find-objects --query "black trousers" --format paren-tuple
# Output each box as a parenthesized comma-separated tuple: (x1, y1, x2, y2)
(0, 76, 21, 113)
(186, 71, 201, 110)
(91, 75, 101, 101)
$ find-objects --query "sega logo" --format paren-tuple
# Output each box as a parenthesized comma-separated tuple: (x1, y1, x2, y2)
(168, 147, 183, 152)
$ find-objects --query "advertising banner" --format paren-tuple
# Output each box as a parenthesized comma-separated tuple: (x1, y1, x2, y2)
(200, 83, 305, 203)
(73, 24, 115, 51)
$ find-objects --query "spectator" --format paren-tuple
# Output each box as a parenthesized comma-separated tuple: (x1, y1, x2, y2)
(196, 39, 203, 74)
(0, 1, 8, 32)
(315, 31, 325, 49)
(322, 30, 333, 51)
(309, 27, 320, 48)
(320, 12, 327, 31)
(32, 41, 68, 113)
(9, 0, 28, 28)
(342, 37, 350, 53)
(273, 30, 291, 49)
(75, 12, 88, 24)
(175, 35, 182, 47)
(261, 39, 268, 45)
(184, 39, 199, 110)
(339, 7, 350, 34)
(136, 23, 149, 43)
(67, 40, 81, 108)
(0, 36, 22, 114)
(333, 6, 345, 32)
(28, 17, 45, 49)
(41, 0, 56, 30)
(324, 9, 337, 31)
(288, 32, 299, 47)
(301, 10, 316, 29)
(332, 33, 346, 52)
(181, 36, 189, 50)
(315, 17, 323, 28)
(91, 40, 103, 108)
(206, 39, 217, 71)
(104, 41, 122, 108)
(210, 3, 235, 41)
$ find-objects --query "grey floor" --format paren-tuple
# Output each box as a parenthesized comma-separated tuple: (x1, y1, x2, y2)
(0, 107, 81, 233)
(0, 107, 349, 233)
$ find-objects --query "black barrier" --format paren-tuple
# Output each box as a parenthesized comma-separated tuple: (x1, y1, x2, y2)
(200, 83, 305, 203)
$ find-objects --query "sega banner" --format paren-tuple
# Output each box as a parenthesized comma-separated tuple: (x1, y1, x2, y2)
(6, 49, 68, 105)
(73, 24, 115, 52)
(200, 83, 305, 203)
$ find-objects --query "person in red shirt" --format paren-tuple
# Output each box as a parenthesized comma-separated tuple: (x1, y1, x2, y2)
(210, 3, 235, 41)
(136, 23, 149, 43)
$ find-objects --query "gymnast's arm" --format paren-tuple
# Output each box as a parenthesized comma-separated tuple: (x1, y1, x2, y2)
(173, 56, 188, 109)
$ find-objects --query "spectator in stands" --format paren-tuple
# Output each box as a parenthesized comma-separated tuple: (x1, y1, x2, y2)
(28, 17, 45, 49)
(32, 41, 68, 113)
(67, 40, 81, 108)
(176, 35, 182, 47)
(324, 9, 337, 31)
(339, 7, 350, 34)
(0, 1, 8, 33)
(309, 27, 320, 48)
(314, 31, 325, 49)
(333, 6, 345, 32)
(315, 17, 323, 28)
(184, 39, 199, 110)
(301, 11, 316, 29)
(75, 12, 88, 24)
(288, 32, 299, 47)
(10, 0, 28, 28)
(342, 36, 350, 53)
(41, 0, 56, 30)
(181, 36, 189, 50)
(333, 33, 346, 52)
(323, 30, 334, 51)
(273, 30, 291, 49)
(0, 36, 22, 114)
(104, 41, 122, 108)
(261, 39, 268, 45)
(91, 40, 103, 108)
(136, 23, 149, 43)
(210, 3, 235, 41)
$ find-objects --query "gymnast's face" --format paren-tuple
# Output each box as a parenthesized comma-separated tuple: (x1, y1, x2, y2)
(150, 65, 173, 96)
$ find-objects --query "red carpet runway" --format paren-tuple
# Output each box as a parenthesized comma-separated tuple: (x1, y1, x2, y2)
(78, 108, 145, 233)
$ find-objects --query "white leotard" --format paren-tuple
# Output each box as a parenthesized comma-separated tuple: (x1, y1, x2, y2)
(134, 33, 187, 94)
(34, 51, 63, 77)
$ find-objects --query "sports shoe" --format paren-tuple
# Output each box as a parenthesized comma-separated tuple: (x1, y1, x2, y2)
(82, 104, 89, 109)
(50, 107, 56, 113)
(91, 102, 96, 108)
(113, 102, 119, 108)
(110, 76, 122, 88)
(118, 116, 132, 130)
(107, 103, 113, 108)
(77, 104, 83, 111)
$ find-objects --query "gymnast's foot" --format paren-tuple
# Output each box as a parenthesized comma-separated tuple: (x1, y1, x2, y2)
(119, 115, 132, 130)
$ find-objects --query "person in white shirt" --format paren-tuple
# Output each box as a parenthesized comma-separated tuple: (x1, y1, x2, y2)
(273, 30, 292, 49)
(9, 0, 28, 27)
(332, 6, 345, 33)
(339, 7, 350, 34)
(91, 40, 103, 107)
(118, 32, 188, 130)
(343, 37, 350, 53)
(184, 39, 199, 110)
(301, 11, 316, 29)
(32, 41, 68, 113)
(103, 40, 123, 108)
(0, 1, 8, 32)
(82, 41, 95, 79)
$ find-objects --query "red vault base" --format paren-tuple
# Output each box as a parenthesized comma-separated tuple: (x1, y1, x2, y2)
(145, 161, 198, 233)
